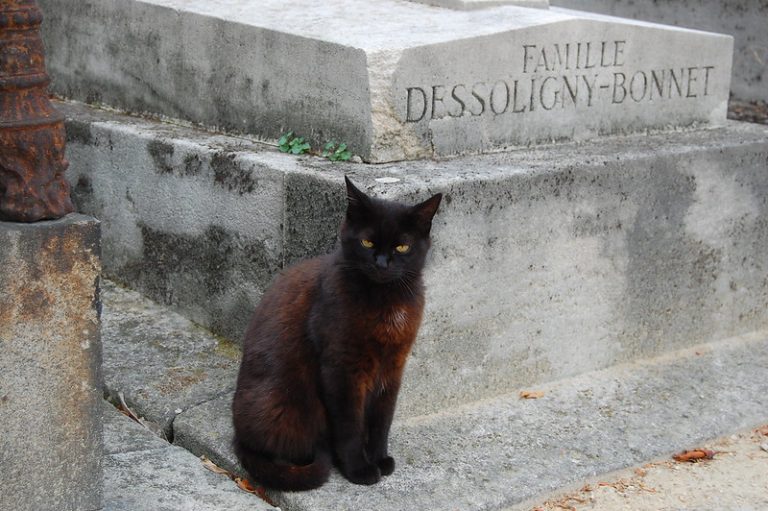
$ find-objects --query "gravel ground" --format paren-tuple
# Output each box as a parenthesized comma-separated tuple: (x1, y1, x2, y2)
(526, 425, 768, 511)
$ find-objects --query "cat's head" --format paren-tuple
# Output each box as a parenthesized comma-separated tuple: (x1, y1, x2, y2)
(340, 176, 442, 285)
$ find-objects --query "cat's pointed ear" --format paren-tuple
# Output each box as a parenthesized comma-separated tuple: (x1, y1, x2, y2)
(411, 193, 442, 233)
(345, 176, 371, 221)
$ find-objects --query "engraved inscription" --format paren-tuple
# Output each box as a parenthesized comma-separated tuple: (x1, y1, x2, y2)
(403, 40, 717, 123)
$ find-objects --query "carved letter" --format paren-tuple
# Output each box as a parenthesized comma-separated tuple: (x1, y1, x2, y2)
(629, 71, 648, 102)
(470, 82, 487, 116)
(669, 68, 683, 97)
(523, 45, 537, 73)
(431, 85, 447, 120)
(450, 84, 467, 118)
(600, 41, 610, 67)
(581, 74, 597, 107)
(554, 43, 571, 71)
(562, 75, 579, 107)
(405, 87, 428, 122)
(584, 42, 597, 69)
(702, 66, 715, 96)
(612, 72, 627, 104)
(539, 76, 560, 110)
(490, 80, 510, 115)
(535, 46, 550, 73)
(512, 79, 527, 113)
(613, 40, 626, 67)
(650, 69, 665, 100)
(686, 67, 699, 98)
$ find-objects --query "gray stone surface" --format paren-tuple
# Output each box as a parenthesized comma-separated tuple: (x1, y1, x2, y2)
(41, 0, 732, 161)
(0, 214, 103, 511)
(61, 102, 285, 342)
(101, 280, 241, 437)
(102, 402, 275, 511)
(172, 332, 768, 511)
(553, 0, 768, 103)
(174, 393, 242, 477)
(64, 100, 768, 419)
(103, 401, 170, 455)
(410, 0, 549, 10)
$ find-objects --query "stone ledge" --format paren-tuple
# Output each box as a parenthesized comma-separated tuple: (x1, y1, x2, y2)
(173, 332, 768, 511)
(62, 98, 768, 417)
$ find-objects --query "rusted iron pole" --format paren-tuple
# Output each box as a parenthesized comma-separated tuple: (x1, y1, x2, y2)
(0, 0, 74, 222)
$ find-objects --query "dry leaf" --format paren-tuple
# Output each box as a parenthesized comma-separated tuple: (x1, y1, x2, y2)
(634, 468, 647, 477)
(200, 456, 230, 476)
(235, 478, 276, 506)
(520, 390, 545, 399)
(235, 477, 257, 494)
(755, 425, 768, 437)
(673, 449, 715, 462)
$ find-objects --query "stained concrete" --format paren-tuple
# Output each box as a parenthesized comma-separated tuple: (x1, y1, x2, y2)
(40, 0, 732, 160)
(552, 0, 768, 103)
(172, 332, 768, 511)
(62, 100, 768, 419)
(101, 281, 240, 438)
(0, 214, 102, 511)
(102, 402, 276, 511)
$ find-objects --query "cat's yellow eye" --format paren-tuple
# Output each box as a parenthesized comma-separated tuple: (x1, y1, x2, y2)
(395, 244, 410, 254)
(361, 239, 374, 249)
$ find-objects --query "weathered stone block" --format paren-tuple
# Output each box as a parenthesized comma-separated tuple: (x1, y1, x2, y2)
(0, 214, 102, 511)
(61, 97, 768, 419)
(40, 0, 732, 161)
(552, 0, 768, 103)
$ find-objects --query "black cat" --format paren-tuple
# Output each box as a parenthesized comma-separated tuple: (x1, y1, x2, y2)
(232, 176, 441, 490)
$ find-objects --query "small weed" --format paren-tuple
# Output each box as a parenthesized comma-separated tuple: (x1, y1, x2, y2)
(278, 131, 311, 155)
(322, 141, 352, 162)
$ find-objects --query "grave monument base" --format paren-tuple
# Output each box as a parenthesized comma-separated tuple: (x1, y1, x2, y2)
(40, 0, 732, 161)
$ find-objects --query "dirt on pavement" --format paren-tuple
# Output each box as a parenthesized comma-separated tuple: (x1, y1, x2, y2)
(527, 425, 768, 511)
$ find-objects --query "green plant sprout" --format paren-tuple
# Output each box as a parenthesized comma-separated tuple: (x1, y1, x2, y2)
(278, 131, 311, 155)
(322, 141, 352, 162)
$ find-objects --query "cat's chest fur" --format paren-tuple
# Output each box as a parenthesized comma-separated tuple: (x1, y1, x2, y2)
(364, 299, 423, 347)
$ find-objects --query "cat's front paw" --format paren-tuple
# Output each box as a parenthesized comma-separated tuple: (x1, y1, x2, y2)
(377, 456, 395, 476)
(344, 463, 381, 485)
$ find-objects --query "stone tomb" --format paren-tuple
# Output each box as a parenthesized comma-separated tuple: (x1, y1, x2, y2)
(41, 0, 732, 162)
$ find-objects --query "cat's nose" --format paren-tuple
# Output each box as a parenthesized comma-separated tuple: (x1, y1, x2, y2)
(375, 254, 389, 269)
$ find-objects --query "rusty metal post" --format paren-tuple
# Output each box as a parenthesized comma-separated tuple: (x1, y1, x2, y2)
(0, 0, 74, 222)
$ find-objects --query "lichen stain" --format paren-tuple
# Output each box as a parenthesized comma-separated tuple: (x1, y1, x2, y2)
(157, 367, 207, 396)
(147, 139, 174, 174)
(210, 151, 256, 195)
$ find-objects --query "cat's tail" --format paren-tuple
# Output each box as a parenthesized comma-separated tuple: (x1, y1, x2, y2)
(233, 438, 331, 491)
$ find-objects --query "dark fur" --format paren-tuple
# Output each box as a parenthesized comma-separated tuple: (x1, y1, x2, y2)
(232, 177, 441, 490)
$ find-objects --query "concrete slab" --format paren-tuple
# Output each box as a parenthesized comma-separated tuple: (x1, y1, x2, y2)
(41, 0, 732, 161)
(0, 214, 103, 511)
(103, 401, 170, 455)
(173, 393, 241, 476)
(174, 332, 768, 511)
(64, 100, 768, 418)
(101, 280, 241, 437)
(102, 399, 276, 510)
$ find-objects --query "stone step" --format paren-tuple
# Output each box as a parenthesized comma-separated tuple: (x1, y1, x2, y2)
(97, 278, 768, 510)
(171, 331, 768, 511)
(102, 402, 276, 511)
(64, 99, 768, 418)
(40, 0, 731, 161)
(101, 280, 241, 438)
